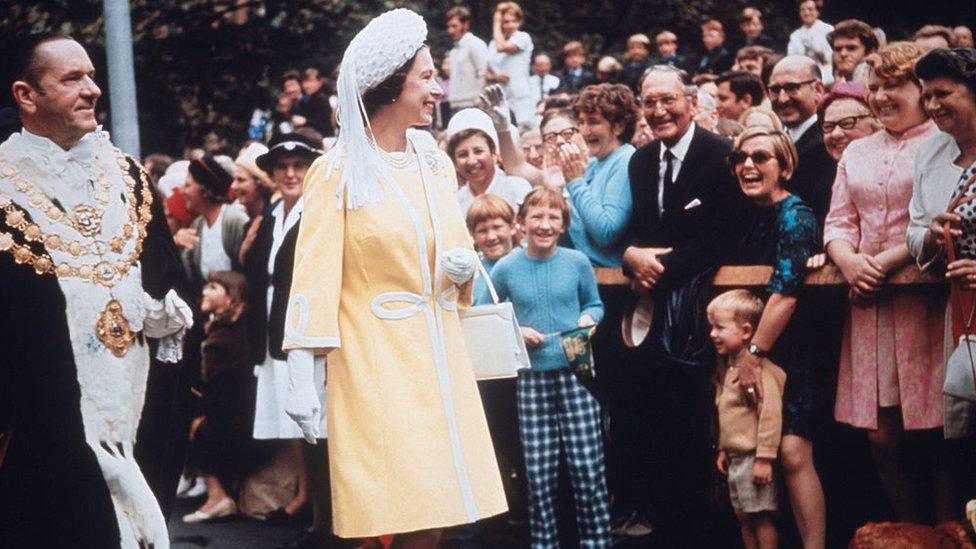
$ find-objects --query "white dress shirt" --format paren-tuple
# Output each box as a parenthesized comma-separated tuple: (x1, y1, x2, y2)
(787, 114, 819, 145)
(657, 122, 696, 215)
(199, 204, 232, 278)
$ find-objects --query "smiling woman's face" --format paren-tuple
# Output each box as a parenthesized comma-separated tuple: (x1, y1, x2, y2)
(392, 47, 443, 127)
(734, 135, 786, 206)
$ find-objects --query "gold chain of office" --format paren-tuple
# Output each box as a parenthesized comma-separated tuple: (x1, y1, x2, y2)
(0, 150, 152, 288)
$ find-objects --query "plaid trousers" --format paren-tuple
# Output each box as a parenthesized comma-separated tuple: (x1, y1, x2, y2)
(517, 369, 612, 548)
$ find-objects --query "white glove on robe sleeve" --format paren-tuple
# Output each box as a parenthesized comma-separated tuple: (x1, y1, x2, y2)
(285, 348, 325, 444)
(142, 289, 194, 363)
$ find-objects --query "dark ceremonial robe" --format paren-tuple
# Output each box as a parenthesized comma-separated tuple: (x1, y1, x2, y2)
(0, 154, 183, 548)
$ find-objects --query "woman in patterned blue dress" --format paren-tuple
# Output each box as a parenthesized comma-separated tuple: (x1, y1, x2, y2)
(728, 126, 827, 549)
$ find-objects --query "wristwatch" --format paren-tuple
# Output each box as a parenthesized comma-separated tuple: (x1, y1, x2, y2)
(747, 344, 768, 358)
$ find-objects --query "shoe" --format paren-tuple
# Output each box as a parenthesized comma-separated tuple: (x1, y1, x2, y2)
(182, 497, 237, 523)
(611, 510, 654, 538)
(177, 476, 207, 499)
(175, 475, 192, 497)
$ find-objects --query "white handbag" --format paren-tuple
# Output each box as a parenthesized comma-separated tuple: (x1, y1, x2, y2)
(459, 262, 531, 380)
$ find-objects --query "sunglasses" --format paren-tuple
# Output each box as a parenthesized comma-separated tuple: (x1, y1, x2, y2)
(542, 127, 579, 144)
(728, 150, 776, 167)
(767, 79, 816, 96)
(821, 114, 872, 133)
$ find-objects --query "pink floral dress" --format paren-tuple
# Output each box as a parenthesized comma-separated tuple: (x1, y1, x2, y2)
(824, 120, 946, 430)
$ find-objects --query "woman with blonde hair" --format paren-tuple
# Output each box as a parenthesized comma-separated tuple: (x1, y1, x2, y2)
(730, 126, 827, 549)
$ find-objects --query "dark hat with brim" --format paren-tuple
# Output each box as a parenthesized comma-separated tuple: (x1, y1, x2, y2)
(256, 133, 324, 174)
(189, 153, 234, 202)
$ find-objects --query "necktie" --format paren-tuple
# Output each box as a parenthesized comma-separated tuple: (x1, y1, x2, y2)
(661, 149, 675, 215)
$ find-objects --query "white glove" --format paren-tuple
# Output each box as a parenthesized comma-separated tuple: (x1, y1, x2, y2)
(142, 289, 194, 337)
(285, 348, 322, 444)
(440, 247, 479, 285)
(478, 84, 512, 132)
(143, 289, 194, 363)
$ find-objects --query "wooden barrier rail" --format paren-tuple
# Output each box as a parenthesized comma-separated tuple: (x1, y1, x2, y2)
(594, 264, 943, 288)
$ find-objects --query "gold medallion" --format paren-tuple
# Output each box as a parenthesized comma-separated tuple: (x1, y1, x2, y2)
(95, 299, 135, 358)
(71, 203, 103, 237)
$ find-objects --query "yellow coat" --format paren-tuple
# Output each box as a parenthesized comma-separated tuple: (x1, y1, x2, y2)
(284, 138, 507, 537)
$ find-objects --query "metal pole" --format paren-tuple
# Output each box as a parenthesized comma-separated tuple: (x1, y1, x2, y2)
(102, 0, 140, 158)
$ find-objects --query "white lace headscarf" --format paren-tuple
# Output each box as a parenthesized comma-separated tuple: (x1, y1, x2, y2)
(328, 8, 428, 210)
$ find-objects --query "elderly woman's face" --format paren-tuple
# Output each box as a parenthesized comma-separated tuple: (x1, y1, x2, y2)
(867, 72, 926, 135)
(733, 135, 786, 206)
(822, 98, 877, 160)
(541, 114, 579, 148)
(922, 76, 976, 140)
(395, 48, 443, 127)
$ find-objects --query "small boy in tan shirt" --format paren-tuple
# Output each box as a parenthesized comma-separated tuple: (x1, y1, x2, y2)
(708, 289, 786, 549)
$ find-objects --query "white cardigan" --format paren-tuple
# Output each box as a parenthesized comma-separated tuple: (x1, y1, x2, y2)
(907, 131, 965, 269)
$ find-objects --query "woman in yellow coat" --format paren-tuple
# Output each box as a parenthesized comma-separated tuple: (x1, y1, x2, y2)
(280, 9, 507, 545)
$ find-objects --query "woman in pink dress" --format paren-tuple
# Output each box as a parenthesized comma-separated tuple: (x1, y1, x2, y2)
(824, 42, 951, 522)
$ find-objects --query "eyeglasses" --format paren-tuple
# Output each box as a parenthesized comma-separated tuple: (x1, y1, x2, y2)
(639, 94, 684, 109)
(821, 114, 872, 133)
(767, 79, 816, 96)
(541, 127, 579, 144)
(728, 150, 776, 167)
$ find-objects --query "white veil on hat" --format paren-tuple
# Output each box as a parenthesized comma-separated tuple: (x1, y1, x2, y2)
(327, 8, 428, 210)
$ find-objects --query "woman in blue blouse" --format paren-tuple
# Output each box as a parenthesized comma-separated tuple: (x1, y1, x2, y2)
(729, 126, 827, 549)
(552, 83, 646, 531)
(555, 83, 638, 268)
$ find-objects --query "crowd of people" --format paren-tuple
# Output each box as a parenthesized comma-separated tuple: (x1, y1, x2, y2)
(3, 2, 976, 549)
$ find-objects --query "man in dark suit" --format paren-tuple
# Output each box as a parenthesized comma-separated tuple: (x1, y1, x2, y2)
(613, 64, 752, 545)
(769, 55, 836, 230)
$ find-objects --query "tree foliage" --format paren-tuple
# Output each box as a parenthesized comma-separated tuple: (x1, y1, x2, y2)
(1, 0, 969, 155)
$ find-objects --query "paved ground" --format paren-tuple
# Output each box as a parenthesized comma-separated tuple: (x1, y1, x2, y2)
(169, 496, 306, 549)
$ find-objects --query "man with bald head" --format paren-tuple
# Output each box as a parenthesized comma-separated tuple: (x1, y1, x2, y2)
(0, 33, 185, 548)
(768, 54, 835, 227)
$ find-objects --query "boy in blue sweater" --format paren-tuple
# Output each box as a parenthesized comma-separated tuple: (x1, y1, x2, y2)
(490, 188, 611, 548)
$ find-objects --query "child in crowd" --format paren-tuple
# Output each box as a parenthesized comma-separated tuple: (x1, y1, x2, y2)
(490, 188, 611, 547)
(708, 289, 786, 549)
(464, 194, 526, 530)
(184, 271, 254, 523)
(466, 194, 518, 305)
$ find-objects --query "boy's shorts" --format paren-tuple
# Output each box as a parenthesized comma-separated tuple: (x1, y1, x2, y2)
(727, 453, 778, 513)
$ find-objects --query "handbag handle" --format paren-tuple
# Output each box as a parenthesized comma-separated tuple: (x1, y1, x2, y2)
(943, 170, 976, 390)
(477, 259, 501, 305)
